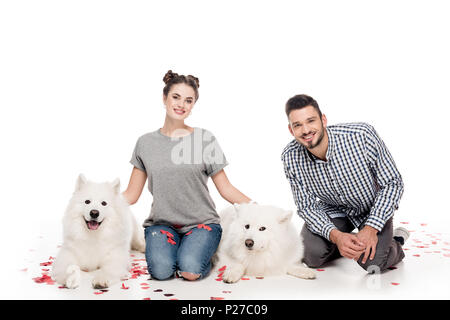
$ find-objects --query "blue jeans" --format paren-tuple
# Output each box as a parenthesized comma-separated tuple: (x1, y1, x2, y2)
(144, 224, 222, 280)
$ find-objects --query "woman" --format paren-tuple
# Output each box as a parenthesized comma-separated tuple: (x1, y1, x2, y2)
(122, 70, 251, 281)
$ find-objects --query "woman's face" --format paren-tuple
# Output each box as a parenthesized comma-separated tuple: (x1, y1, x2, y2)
(163, 83, 196, 121)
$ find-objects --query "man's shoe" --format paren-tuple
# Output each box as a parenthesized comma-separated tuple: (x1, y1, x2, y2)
(393, 227, 410, 246)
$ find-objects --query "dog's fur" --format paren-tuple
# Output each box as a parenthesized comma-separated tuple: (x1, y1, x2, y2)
(214, 203, 316, 283)
(51, 174, 145, 289)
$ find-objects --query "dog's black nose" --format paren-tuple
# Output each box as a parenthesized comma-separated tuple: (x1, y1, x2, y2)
(245, 239, 254, 248)
(90, 210, 99, 219)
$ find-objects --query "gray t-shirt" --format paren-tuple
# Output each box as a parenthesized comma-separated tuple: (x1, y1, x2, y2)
(130, 127, 228, 233)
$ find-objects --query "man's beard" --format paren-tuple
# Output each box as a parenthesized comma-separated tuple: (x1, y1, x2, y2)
(302, 126, 325, 149)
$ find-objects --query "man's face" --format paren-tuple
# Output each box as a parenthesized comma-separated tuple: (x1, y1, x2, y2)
(288, 106, 327, 150)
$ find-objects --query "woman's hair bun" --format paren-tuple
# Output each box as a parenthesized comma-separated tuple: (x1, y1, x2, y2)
(187, 75, 200, 88)
(163, 70, 178, 84)
(162, 70, 200, 100)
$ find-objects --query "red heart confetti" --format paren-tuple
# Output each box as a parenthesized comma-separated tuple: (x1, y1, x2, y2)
(316, 269, 325, 272)
(160, 230, 175, 238)
(218, 265, 227, 272)
(241, 277, 250, 280)
(210, 297, 225, 300)
(32, 274, 55, 285)
(185, 230, 193, 236)
(391, 282, 400, 286)
(141, 286, 150, 290)
(413, 254, 420, 257)
(121, 283, 129, 290)
(143, 298, 151, 300)
(197, 224, 212, 231)
(160, 229, 177, 245)
(256, 276, 264, 279)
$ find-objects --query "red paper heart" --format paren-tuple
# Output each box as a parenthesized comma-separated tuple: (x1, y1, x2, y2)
(197, 224, 212, 231)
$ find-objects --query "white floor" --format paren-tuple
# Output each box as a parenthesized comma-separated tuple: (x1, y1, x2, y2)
(3, 217, 450, 300)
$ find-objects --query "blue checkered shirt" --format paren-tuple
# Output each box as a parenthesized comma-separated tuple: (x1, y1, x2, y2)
(281, 122, 404, 241)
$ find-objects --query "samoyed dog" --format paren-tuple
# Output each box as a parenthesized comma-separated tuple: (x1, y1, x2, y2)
(214, 203, 316, 283)
(52, 174, 145, 289)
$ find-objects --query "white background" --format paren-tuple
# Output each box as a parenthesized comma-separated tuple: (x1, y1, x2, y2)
(1, 0, 450, 298)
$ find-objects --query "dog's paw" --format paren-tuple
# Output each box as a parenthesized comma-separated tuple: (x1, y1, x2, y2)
(65, 265, 81, 289)
(299, 268, 316, 279)
(222, 267, 244, 284)
(288, 265, 316, 280)
(92, 273, 113, 289)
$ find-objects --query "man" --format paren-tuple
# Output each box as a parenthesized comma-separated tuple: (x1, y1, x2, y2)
(281, 94, 409, 273)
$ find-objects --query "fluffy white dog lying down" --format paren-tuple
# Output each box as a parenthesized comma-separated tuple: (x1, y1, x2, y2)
(214, 203, 316, 283)
(52, 174, 145, 289)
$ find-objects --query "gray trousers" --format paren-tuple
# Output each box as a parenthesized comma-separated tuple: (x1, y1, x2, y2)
(301, 217, 405, 273)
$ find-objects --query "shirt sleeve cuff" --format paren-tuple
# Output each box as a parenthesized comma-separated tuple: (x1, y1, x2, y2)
(322, 223, 338, 241)
(364, 215, 385, 232)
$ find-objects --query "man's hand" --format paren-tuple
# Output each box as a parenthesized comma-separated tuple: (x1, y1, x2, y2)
(356, 226, 379, 264)
(330, 230, 366, 260)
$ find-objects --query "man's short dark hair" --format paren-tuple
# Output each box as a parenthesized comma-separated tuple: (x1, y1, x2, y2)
(285, 94, 322, 119)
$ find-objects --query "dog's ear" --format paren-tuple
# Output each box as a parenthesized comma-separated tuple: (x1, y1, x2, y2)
(75, 174, 87, 191)
(111, 178, 121, 194)
(278, 210, 293, 224)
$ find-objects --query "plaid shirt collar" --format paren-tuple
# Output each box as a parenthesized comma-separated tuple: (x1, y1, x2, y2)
(303, 127, 335, 163)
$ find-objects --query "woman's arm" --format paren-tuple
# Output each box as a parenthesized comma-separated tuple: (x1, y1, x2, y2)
(211, 169, 251, 204)
(122, 167, 147, 205)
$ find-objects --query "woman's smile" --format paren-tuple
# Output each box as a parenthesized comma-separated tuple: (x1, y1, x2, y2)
(173, 108, 186, 115)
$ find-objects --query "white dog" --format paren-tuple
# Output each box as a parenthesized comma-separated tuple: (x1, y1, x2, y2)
(51, 174, 145, 289)
(214, 203, 316, 283)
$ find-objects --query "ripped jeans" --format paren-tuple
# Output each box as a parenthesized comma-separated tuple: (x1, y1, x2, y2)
(144, 224, 222, 280)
